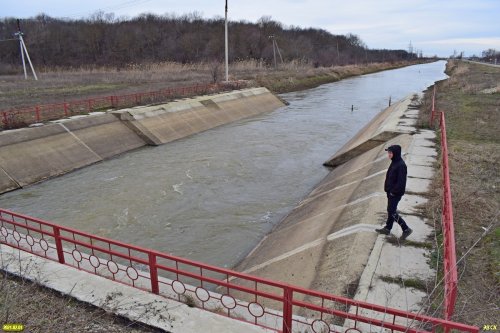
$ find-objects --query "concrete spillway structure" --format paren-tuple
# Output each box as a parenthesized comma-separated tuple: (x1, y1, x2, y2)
(0, 87, 285, 194)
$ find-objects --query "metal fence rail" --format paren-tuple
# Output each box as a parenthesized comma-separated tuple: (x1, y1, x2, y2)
(0, 208, 477, 333)
(430, 86, 459, 322)
(0, 82, 245, 130)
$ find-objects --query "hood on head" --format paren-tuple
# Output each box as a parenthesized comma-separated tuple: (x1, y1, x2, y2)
(385, 145, 402, 159)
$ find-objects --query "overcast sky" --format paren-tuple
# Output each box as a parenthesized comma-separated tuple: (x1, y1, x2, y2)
(3, 0, 500, 57)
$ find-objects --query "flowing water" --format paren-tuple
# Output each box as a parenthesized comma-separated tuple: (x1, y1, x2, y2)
(0, 61, 448, 268)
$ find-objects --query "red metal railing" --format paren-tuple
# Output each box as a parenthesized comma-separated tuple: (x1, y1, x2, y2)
(0, 82, 245, 130)
(0, 208, 477, 333)
(430, 86, 458, 323)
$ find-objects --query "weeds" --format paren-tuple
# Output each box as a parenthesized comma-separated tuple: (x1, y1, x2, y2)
(378, 275, 429, 292)
(0, 270, 163, 333)
(386, 237, 433, 249)
(182, 294, 197, 308)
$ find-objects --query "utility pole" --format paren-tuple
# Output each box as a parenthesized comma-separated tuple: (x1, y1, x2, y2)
(269, 35, 283, 69)
(336, 40, 340, 63)
(270, 35, 277, 69)
(224, 0, 229, 82)
(15, 19, 38, 80)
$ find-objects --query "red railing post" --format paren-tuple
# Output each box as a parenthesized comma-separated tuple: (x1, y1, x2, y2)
(64, 103, 69, 117)
(87, 100, 92, 113)
(53, 226, 65, 264)
(35, 106, 41, 122)
(149, 252, 159, 294)
(439, 109, 458, 325)
(282, 286, 293, 333)
(430, 86, 436, 125)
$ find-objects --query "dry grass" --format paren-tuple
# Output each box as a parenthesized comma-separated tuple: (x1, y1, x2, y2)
(0, 60, 425, 110)
(418, 60, 500, 326)
(0, 271, 164, 333)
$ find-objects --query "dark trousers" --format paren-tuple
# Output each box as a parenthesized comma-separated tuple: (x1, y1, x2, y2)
(385, 194, 409, 231)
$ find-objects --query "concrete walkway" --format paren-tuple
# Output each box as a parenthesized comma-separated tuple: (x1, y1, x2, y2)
(348, 128, 438, 331)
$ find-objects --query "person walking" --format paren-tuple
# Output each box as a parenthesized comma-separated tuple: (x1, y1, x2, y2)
(376, 144, 413, 240)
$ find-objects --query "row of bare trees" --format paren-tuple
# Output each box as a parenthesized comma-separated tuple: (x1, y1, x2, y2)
(0, 12, 415, 70)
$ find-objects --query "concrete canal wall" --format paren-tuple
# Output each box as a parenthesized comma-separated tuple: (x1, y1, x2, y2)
(0, 87, 285, 194)
(112, 87, 284, 145)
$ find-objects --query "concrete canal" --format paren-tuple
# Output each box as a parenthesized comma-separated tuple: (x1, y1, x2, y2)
(0, 61, 447, 269)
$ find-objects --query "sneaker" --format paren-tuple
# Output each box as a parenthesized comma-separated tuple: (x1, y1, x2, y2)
(400, 228, 413, 240)
(375, 227, 390, 235)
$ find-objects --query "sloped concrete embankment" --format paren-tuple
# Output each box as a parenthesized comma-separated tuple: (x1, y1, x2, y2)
(235, 95, 436, 316)
(0, 114, 145, 194)
(112, 87, 284, 145)
(0, 88, 284, 194)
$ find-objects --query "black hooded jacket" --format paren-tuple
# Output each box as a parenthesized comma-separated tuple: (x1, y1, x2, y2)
(384, 145, 407, 197)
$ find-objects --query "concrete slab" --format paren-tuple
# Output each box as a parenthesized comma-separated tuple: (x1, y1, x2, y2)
(378, 244, 435, 280)
(411, 146, 437, 157)
(349, 283, 428, 333)
(399, 194, 428, 214)
(391, 215, 433, 242)
(408, 165, 435, 179)
(406, 176, 432, 193)
(415, 129, 436, 140)
(61, 114, 147, 159)
(397, 118, 417, 126)
(405, 110, 420, 117)
(396, 125, 417, 132)
(413, 137, 435, 148)
(359, 281, 427, 313)
(0, 123, 103, 187)
(405, 154, 437, 167)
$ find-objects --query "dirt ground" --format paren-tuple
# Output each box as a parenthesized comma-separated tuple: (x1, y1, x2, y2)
(418, 60, 499, 328)
(0, 271, 163, 333)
